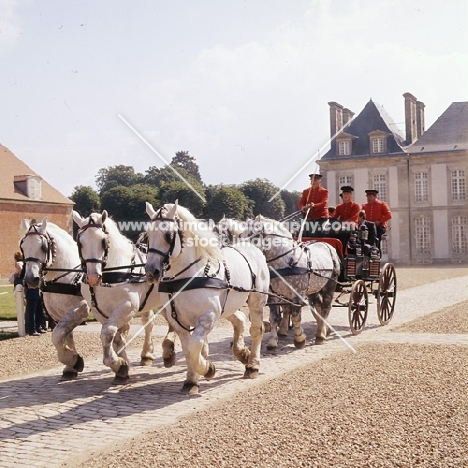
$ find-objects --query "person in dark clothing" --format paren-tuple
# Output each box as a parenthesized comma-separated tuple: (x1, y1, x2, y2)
(24, 286, 46, 336)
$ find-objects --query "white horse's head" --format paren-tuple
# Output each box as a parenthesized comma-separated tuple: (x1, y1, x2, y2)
(20, 217, 51, 288)
(73, 210, 109, 287)
(144, 201, 182, 283)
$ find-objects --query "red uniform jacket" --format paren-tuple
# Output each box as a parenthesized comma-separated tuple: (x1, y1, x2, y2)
(335, 201, 360, 226)
(298, 185, 329, 220)
(362, 200, 392, 228)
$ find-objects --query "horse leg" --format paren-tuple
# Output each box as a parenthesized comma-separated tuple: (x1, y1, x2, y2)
(51, 301, 89, 380)
(101, 321, 131, 382)
(181, 314, 216, 394)
(160, 309, 177, 368)
(266, 300, 281, 350)
(278, 308, 290, 337)
(310, 280, 336, 345)
(290, 305, 307, 349)
(244, 293, 265, 379)
(226, 310, 249, 365)
(177, 330, 201, 395)
(139, 309, 155, 366)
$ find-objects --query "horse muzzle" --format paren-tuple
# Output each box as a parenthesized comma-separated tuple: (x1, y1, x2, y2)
(23, 275, 40, 289)
(87, 273, 102, 287)
(145, 269, 161, 284)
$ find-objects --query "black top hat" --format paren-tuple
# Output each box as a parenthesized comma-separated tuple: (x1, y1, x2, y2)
(308, 173, 322, 179)
(340, 185, 354, 193)
(365, 189, 379, 195)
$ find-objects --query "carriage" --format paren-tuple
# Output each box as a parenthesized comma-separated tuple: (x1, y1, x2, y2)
(298, 228, 397, 336)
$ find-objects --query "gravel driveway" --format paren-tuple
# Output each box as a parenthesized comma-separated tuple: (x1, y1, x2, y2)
(0, 265, 467, 467)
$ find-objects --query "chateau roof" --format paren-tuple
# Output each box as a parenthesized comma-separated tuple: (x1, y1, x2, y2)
(0, 144, 73, 205)
(408, 102, 468, 153)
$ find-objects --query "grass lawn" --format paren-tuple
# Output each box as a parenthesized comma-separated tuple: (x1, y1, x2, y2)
(0, 285, 17, 320)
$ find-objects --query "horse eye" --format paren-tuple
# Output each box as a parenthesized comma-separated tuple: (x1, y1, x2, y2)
(164, 231, 174, 244)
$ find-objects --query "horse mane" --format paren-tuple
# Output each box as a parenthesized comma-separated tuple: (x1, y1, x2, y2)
(94, 214, 134, 264)
(165, 204, 224, 262)
(37, 221, 81, 267)
(254, 215, 293, 238)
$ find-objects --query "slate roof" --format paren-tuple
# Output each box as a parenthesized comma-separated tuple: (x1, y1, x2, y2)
(322, 99, 406, 160)
(0, 144, 73, 204)
(408, 102, 468, 153)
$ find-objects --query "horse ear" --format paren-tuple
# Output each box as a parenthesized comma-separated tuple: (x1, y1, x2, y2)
(102, 210, 108, 223)
(146, 202, 157, 220)
(167, 202, 178, 220)
(38, 217, 48, 235)
(72, 210, 86, 228)
(21, 219, 30, 233)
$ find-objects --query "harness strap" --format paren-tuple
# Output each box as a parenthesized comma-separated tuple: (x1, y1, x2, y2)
(41, 282, 83, 296)
(269, 266, 309, 278)
(139, 284, 155, 312)
(88, 285, 109, 319)
(159, 277, 229, 293)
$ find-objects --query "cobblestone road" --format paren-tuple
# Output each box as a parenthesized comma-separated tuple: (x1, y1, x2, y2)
(1, 276, 467, 468)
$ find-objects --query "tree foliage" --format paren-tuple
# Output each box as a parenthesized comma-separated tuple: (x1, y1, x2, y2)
(171, 151, 203, 184)
(204, 185, 249, 222)
(95, 165, 144, 195)
(240, 178, 285, 219)
(70, 185, 100, 216)
(158, 181, 206, 218)
(280, 190, 301, 217)
(100, 184, 159, 222)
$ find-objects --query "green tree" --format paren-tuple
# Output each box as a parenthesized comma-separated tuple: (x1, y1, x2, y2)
(171, 151, 203, 184)
(280, 190, 301, 217)
(95, 165, 145, 195)
(69, 185, 100, 216)
(145, 165, 194, 187)
(159, 181, 206, 218)
(100, 184, 159, 223)
(204, 185, 249, 221)
(241, 178, 285, 219)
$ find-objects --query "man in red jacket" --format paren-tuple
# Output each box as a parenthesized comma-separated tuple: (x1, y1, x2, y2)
(298, 173, 329, 237)
(362, 189, 392, 241)
(333, 185, 361, 249)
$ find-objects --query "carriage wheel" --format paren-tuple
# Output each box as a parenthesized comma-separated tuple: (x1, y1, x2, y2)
(348, 280, 368, 335)
(377, 263, 397, 325)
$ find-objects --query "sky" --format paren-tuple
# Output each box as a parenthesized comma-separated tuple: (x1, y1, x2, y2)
(1, 0, 468, 199)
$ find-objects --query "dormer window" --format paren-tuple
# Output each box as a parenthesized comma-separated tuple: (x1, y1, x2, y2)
(338, 140, 351, 156)
(372, 138, 384, 153)
(335, 131, 356, 156)
(14, 175, 42, 200)
(368, 130, 389, 154)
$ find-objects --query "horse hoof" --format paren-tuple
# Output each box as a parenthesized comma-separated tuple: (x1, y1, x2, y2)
(315, 337, 326, 345)
(263, 321, 271, 333)
(294, 339, 306, 349)
(244, 367, 259, 379)
(277, 332, 288, 338)
(181, 382, 199, 395)
(140, 357, 153, 366)
(116, 363, 129, 380)
(266, 343, 278, 351)
(72, 355, 84, 373)
(204, 362, 216, 380)
(113, 375, 129, 385)
(60, 371, 78, 381)
(163, 353, 176, 368)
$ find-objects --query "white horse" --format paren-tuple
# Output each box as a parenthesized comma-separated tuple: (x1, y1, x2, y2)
(144, 201, 270, 395)
(240, 215, 341, 349)
(20, 218, 90, 380)
(72, 210, 177, 382)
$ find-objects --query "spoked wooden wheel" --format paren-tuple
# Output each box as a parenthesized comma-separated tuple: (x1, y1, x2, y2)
(377, 263, 397, 325)
(348, 279, 369, 335)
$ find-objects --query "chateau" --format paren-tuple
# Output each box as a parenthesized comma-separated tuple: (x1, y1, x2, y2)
(318, 93, 468, 264)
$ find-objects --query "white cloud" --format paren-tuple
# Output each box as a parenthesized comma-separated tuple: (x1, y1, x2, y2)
(0, 0, 20, 50)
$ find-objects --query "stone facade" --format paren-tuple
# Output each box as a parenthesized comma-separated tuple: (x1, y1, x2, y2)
(319, 94, 468, 265)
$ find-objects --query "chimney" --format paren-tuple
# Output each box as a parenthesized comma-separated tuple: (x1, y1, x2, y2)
(342, 108, 354, 127)
(328, 102, 344, 138)
(403, 92, 418, 145)
(416, 100, 425, 139)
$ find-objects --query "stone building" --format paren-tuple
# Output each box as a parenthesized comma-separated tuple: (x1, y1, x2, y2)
(0, 144, 74, 280)
(318, 93, 468, 264)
